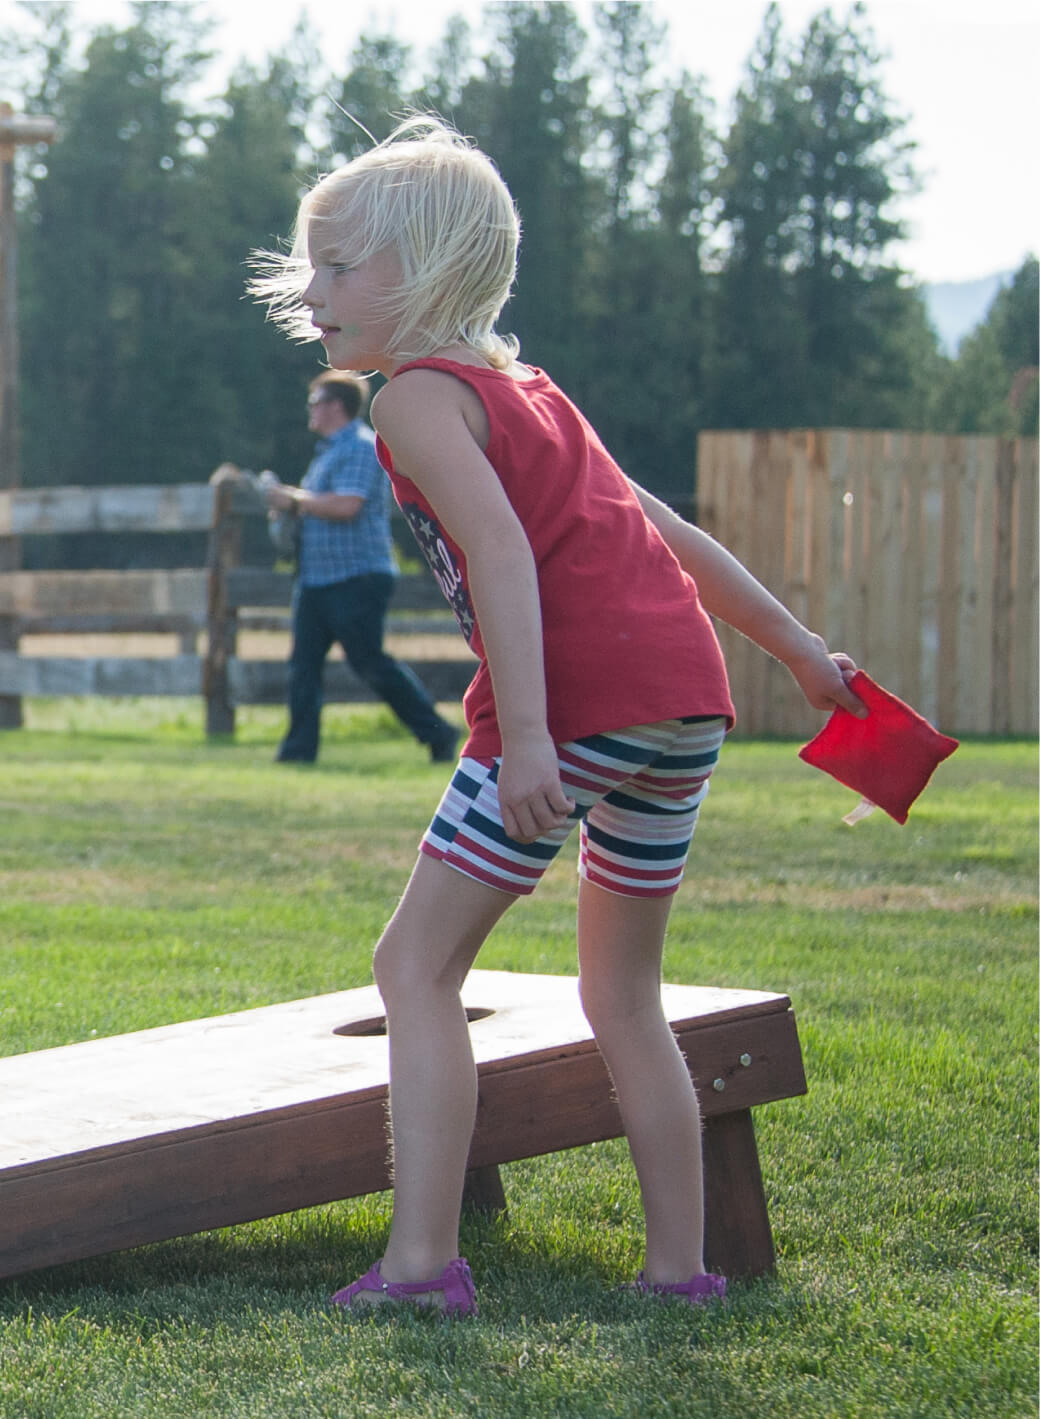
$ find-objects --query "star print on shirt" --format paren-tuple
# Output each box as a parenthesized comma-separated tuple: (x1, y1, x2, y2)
(400, 501, 477, 645)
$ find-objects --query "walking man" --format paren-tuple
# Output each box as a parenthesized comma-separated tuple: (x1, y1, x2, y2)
(264, 371, 459, 764)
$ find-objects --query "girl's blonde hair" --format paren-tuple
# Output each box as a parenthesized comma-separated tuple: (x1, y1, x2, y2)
(249, 116, 521, 369)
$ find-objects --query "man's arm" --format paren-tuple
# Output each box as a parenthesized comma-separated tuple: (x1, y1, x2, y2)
(265, 481, 363, 521)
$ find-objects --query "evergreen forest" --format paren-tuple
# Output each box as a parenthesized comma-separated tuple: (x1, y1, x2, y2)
(2, 0, 1036, 510)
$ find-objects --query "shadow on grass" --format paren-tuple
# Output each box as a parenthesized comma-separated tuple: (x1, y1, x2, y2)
(0, 1204, 780, 1330)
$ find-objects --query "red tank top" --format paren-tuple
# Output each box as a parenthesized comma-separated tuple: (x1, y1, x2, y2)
(376, 358, 734, 757)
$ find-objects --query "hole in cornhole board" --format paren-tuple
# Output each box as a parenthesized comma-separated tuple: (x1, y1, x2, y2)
(334, 1007, 495, 1037)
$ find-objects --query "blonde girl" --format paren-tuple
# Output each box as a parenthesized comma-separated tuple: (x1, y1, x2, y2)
(252, 117, 863, 1315)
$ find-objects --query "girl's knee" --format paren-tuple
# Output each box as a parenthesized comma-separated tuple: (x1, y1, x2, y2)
(372, 924, 465, 1009)
(372, 927, 417, 1003)
(579, 975, 632, 1033)
(373, 858, 510, 1004)
(579, 973, 667, 1040)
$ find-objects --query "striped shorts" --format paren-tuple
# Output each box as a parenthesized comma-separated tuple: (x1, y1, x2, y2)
(421, 716, 728, 899)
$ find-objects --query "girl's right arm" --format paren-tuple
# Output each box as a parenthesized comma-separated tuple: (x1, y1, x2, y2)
(630, 481, 866, 717)
(373, 369, 575, 842)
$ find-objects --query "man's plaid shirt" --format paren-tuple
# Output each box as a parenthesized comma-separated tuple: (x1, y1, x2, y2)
(297, 421, 398, 588)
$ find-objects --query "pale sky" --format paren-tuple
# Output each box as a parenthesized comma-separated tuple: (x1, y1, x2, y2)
(1, 0, 1037, 284)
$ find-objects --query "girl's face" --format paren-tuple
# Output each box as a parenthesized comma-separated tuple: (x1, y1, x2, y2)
(302, 243, 403, 376)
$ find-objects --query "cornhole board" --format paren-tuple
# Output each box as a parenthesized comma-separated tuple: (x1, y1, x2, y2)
(0, 970, 807, 1282)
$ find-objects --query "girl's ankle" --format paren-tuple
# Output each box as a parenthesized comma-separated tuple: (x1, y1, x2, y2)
(380, 1249, 460, 1284)
(643, 1272, 703, 1287)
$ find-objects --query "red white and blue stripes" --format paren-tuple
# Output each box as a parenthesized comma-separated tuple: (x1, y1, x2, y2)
(421, 716, 727, 898)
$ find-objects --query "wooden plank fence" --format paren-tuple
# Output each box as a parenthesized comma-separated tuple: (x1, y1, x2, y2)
(697, 429, 1038, 737)
(3, 434, 1036, 739)
(0, 466, 474, 735)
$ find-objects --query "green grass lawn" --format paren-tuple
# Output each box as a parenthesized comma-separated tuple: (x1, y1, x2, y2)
(0, 700, 1036, 1419)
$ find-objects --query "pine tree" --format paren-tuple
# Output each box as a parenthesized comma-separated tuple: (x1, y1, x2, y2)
(328, 35, 413, 157)
(712, 3, 927, 430)
(932, 257, 1039, 435)
(17, 2, 214, 484)
(186, 40, 325, 479)
(452, 2, 597, 384)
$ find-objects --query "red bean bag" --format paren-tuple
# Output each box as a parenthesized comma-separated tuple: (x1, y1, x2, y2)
(799, 671, 959, 824)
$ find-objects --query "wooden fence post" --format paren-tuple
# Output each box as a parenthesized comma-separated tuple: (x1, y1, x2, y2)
(0, 104, 57, 729)
(204, 465, 244, 737)
(0, 108, 23, 728)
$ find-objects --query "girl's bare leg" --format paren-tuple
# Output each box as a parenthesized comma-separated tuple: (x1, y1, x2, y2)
(372, 853, 516, 1282)
(576, 876, 707, 1284)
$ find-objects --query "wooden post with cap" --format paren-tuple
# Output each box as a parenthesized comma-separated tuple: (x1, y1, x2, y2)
(0, 102, 57, 727)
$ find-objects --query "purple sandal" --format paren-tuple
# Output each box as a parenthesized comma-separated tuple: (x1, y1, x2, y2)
(635, 1270, 727, 1306)
(330, 1257, 478, 1317)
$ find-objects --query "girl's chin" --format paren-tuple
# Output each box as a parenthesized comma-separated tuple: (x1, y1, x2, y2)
(322, 337, 378, 370)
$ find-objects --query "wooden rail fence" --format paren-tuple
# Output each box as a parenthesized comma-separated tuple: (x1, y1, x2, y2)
(3, 434, 1036, 739)
(0, 466, 474, 735)
(697, 429, 1038, 737)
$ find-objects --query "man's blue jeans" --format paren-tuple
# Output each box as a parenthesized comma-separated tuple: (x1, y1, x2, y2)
(278, 573, 449, 762)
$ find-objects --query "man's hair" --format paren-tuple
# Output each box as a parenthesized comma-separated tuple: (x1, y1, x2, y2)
(310, 370, 369, 421)
(249, 115, 521, 370)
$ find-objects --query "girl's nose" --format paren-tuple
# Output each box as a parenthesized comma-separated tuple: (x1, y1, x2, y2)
(301, 274, 321, 308)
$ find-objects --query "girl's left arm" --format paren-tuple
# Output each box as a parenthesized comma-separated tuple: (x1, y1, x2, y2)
(630, 480, 866, 716)
(374, 370, 575, 842)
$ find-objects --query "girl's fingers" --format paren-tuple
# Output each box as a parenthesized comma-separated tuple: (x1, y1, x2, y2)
(504, 792, 575, 844)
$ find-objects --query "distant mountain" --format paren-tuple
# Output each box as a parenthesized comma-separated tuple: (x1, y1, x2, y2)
(922, 271, 1014, 357)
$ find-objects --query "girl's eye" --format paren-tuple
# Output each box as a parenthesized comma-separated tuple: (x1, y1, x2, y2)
(330, 264, 353, 275)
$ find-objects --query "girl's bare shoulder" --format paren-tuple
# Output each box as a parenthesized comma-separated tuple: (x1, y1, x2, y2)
(373, 365, 490, 450)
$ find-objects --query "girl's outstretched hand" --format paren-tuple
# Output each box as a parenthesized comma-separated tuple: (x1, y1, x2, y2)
(496, 732, 576, 844)
(785, 638, 868, 717)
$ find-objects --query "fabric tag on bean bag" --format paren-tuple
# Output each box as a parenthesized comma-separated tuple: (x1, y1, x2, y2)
(798, 671, 959, 824)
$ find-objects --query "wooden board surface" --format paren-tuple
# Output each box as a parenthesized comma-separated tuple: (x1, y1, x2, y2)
(0, 972, 805, 1280)
(0, 569, 208, 617)
(0, 652, 475, 701)
(0, 972, 789, 1175)
(0, 651, 203, 696)
(226, 655, 474, 706)
(0, 485, 217, 537)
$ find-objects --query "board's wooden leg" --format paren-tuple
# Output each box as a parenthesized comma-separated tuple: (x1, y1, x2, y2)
(462, 1163, 508, 1215)
(701, 1108, 776, 1278)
